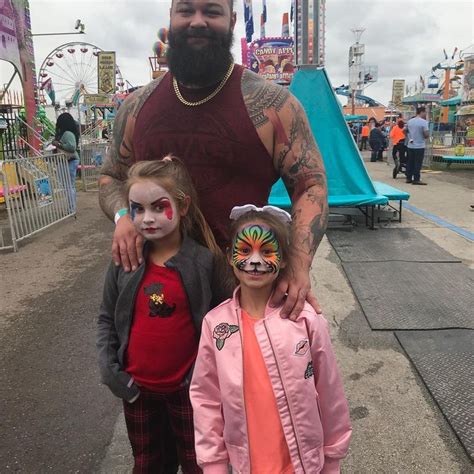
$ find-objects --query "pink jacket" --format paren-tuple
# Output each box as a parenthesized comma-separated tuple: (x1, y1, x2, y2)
(190, 289, 352, 474)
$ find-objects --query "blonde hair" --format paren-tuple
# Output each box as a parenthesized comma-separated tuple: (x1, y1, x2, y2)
(126, 156, 221, 257)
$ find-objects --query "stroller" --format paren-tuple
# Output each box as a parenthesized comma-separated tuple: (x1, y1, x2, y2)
(392, 143, 407, 179)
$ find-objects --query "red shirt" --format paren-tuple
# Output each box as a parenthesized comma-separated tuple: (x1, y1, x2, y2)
(124, 263, 198, 392)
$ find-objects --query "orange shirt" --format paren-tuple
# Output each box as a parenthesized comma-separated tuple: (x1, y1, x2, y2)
(390, 125, 405, 145)
(361, 125, 370, 137)
(242, 310, 293, 474)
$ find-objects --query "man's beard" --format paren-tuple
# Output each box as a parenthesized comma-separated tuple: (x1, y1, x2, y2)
(167, 26, 234, 88)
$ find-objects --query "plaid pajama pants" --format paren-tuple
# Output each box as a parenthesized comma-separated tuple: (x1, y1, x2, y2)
(123, 386, 201, 474)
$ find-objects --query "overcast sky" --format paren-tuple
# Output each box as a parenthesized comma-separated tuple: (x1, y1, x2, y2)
(1, 0, 473, 106)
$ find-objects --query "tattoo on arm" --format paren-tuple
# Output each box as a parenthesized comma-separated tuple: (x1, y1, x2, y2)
(98, 78, 163, 220)
(290, 186, 329, 261)
(271, 98, 329, 260)
(241, 69, 289, 129)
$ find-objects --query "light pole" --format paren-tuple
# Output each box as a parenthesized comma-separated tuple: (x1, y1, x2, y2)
(30, 19, 85, 37)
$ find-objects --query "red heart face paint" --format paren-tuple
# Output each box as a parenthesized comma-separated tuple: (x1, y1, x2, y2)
(128, 181, 179, 241)
(232, 224, 282, 275)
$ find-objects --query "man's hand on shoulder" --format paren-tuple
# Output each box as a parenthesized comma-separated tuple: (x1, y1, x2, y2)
(270, 259, 321, 320)
(112, 214, 144, 272)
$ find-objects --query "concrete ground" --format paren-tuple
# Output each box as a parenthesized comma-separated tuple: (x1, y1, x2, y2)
(0, 157, 472, 473)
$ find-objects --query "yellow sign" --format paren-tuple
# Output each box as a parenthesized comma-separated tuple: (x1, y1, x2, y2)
(392, 79, 405, 107)
(97, 51, 116, 94)
(83, 93, 111, 105)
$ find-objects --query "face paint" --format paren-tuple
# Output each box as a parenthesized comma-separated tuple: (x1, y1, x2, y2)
(130, 201, 139, 221)
(128, 181, 180, 241)
(232, 224, 281, 274)
(160, 198, 174, 220)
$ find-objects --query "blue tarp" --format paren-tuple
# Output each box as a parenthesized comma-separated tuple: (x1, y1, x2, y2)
(269, 68, 387, 208)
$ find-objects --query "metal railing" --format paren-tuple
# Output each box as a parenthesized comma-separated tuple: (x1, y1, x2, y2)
(79, 142, 108, 191)
(0, 153, 75, 252)
(16, 116, 49, 149)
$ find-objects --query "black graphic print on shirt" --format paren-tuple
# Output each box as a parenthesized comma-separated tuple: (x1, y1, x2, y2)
(304, 361, 314, 379)
(144, 282, 176, 318)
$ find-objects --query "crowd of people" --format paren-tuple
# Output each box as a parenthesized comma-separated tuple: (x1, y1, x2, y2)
(352, 106, 430, 185)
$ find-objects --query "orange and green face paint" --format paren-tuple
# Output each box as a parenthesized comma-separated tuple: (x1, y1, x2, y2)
(232, 224, 282, 274)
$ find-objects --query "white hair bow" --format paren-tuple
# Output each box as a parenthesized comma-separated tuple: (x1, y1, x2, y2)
(229, 204, 292, 223)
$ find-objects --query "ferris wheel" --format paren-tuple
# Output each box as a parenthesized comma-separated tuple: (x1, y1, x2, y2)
(38, 42, 126, 107)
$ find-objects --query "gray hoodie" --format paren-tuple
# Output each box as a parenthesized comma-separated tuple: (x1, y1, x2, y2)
(97, 236, 230, 402)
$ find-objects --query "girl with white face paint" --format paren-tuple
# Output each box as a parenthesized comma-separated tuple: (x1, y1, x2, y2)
(97, 156, 230, 473)
(190, 206, 352, 474)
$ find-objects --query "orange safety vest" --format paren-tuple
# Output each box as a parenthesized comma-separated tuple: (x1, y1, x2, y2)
(390, 126, 405, 145)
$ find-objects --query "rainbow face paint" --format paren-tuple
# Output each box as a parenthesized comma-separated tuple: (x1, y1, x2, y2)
(128, 181, 179, 241)
(232, 224, 281, 274)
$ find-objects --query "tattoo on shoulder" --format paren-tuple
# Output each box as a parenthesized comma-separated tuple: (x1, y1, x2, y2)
(241, 69, 290, 128)
(109, 76, 164, 164)
(131, 77, 164, 118)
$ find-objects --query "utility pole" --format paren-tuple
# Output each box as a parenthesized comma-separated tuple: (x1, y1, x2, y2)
(348, 28, 365, 115)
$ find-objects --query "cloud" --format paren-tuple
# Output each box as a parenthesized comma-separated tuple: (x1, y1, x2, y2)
(1, 0, 472, 107)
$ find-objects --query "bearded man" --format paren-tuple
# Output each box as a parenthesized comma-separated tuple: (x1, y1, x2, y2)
(99, 0, 328, 320)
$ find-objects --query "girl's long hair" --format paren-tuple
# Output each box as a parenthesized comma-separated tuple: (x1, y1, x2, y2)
(125, 156, 221, 258)
(55, 112, 80, 144)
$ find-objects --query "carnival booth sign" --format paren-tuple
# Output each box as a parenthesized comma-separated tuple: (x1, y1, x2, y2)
(97, 51, 116, 94)
(246, 37, 295, 84)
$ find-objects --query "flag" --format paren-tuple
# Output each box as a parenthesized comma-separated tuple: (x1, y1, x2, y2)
(290, 0, 294, 23)
(282, 12, 289, 37)
(243, 0, 254, 43)
(260, 13, 265, 38)
(71, 87, 81, 106)
(419, 75, 425, 90)
(41, 78, 56, 105)
(262, 0, 267, 23)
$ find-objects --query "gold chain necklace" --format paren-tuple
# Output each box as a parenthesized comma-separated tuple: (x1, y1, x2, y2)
(173, 63, 234, 107)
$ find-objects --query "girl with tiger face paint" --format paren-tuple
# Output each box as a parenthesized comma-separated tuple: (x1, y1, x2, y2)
(229, 206, 290, 297)
(232, 224, 282, 275)
(190, 206, 352, 474)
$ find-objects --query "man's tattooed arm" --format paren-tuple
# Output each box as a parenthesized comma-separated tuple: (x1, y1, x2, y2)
(241, 70, 328, 265)
(268, 95, 328, 266)
(98, 79, 162, 220)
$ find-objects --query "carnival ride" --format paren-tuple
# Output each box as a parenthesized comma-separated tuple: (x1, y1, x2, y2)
(38, 42, 126, 107)
(149, 28, 169, 79)
(334, 85, 382, 107)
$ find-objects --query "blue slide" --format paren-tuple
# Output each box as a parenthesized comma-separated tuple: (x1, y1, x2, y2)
(269, 68, 387, 209)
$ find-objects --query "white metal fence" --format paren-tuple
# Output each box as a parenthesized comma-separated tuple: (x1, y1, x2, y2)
(79, 141, 108, 191)
(0, 153, 75, 252)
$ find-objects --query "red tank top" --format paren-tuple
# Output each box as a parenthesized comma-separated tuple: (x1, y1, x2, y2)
(133, 65, 277, 248)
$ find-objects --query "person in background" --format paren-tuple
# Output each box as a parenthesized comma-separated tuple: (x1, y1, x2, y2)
(406, 106, 429, 185)
(369, 122, 385, 162)
(360, 122, 370, 151)
(390, 119, 406, 179)
(53, 112, 80, 213)
(101, 126, 110, 141)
